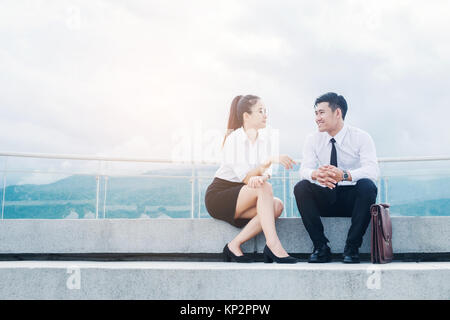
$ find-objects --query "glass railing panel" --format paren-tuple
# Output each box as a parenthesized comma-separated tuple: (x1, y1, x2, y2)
(379, 160, 450, 216)
(2, 156, 100, 177)
(1, 172, 97, 219)
(198, 177, 212, 219)
(0, 157, 5, 219)
(195, 164, 218, 219)
(288, 170, 301, 218)
(101, 161, 190, 177)
(1, 153, 449, 219)
(270, 169, 285, 216)
(103, 175, 192, 219)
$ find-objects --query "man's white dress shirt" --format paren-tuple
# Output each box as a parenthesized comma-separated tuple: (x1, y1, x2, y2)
(299, 125, 379, 186)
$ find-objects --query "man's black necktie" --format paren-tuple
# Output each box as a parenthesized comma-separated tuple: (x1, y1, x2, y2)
(330, 138, 337, 167)
(329, 138, 338, 203)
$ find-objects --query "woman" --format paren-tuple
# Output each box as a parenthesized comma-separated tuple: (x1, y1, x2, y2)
(205, 95, 298, 263)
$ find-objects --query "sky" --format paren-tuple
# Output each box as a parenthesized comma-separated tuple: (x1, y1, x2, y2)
(1, 0, 450, 165)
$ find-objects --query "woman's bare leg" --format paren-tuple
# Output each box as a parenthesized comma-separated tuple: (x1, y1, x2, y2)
(228, 198, 283, 255)
(228, 182, 288, 257)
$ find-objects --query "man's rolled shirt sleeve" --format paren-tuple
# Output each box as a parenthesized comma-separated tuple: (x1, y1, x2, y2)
(347, 132, 380, 183)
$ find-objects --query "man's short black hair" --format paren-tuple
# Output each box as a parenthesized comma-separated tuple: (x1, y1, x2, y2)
(315, 92, 348, 120)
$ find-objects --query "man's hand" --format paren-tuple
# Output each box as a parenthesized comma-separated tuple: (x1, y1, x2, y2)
(322, 165, 344, 182)
(312, 165, 344, 189)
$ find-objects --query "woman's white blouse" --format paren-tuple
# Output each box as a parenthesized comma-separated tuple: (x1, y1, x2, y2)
(214, 127, 275, 183)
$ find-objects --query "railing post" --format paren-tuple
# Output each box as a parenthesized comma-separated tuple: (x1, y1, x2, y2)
(95, 160, 104, 220)
(376, 178, 381, 203)
(103, 175, 108, 219)
(1, 157, 7, 220)
(191, 165, 195, 219)
(290, 174, 294, 217)
(384, 177, 389, 204)
(283, 167, 287, 217)
(197, 176, 201, 219)
(95, 175, 100, 219)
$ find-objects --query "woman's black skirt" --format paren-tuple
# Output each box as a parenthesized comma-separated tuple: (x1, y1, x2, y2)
(205, 177, 249, 228)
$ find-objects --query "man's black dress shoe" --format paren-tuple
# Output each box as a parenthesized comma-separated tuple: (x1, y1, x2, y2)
(223, 244, 254, 263)
(263, 245, 298, 264)
(308, 243, 332, 263)
(343, 245, 360, 264)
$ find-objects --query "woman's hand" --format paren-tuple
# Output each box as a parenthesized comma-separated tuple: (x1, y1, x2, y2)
(270, 155, 297, 170)
(248, 175, 268, 188)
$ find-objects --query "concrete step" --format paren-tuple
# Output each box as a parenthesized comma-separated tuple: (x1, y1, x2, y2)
(0, 261, 449, 299)
(1, 217, 449, 254)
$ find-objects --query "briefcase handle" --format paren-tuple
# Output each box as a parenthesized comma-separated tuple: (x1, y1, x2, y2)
(371, 203, 390, 216)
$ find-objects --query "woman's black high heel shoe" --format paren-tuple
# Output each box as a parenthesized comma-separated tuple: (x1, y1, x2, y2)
(223, 244, 254, 263)
(263, 245, 298, 264)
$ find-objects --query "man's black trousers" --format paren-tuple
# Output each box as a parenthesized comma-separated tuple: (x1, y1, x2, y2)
(293, 179, 378, 249)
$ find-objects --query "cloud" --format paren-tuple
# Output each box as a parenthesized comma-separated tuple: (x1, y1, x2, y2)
(0, 0, 449, 164)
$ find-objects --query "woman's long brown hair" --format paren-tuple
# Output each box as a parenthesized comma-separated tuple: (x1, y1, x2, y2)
(222, 95, 260, 147)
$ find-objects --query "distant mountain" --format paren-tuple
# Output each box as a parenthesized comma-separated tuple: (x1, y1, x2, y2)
(5, 175, 97, 201)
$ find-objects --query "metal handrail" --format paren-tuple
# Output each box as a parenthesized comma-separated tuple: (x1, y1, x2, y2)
(1, 151, 450, 164)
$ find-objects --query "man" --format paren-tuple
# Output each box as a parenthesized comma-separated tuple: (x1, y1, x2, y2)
(294, 92, 379, 263)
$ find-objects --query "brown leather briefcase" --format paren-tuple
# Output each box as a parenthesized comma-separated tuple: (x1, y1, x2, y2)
(370, 203, 393, 264)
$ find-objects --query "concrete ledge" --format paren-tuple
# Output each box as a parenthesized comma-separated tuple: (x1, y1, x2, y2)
(0, 261, 449, 299)
(0, 217, 449, 254)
